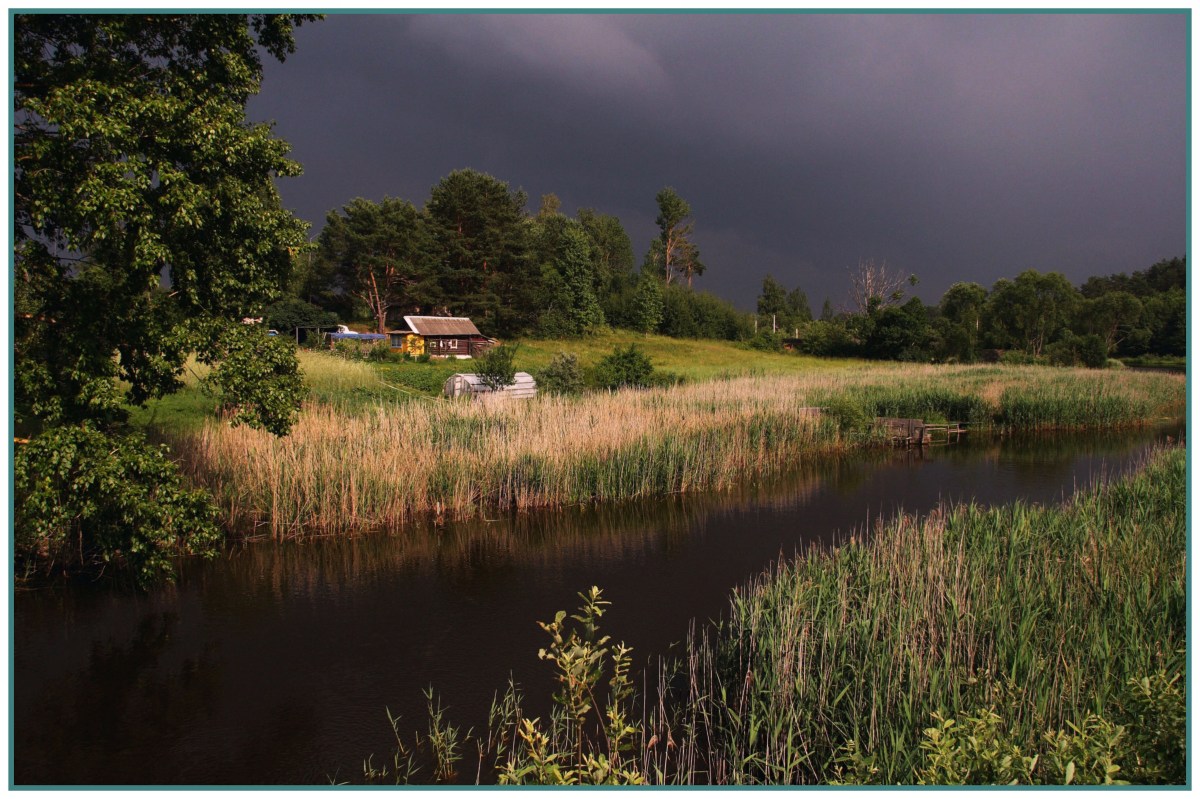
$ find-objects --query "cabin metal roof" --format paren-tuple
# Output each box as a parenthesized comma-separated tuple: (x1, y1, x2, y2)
(395, 316, 483, 337)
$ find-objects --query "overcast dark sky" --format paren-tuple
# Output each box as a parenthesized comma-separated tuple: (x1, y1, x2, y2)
(246, 12, 1187, 312)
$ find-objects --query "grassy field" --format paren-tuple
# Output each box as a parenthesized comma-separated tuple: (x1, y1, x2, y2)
(150, 349, 1185, 537)
(128, 334, 860, 430)
(513, 330, 862, 380)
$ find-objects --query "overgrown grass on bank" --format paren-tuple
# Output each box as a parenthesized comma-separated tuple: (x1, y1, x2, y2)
(657, 445, 1186, 784)
(159, 359, 1183, 537)
(367, 446, 1185, 785)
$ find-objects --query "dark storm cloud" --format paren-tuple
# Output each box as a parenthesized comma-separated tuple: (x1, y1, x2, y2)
(248, 12, 1186, 311)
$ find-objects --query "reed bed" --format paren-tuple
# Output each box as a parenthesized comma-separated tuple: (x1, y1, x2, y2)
(172, 377, 833, 535)
(164, 359, 1184, 537)
(646, 445, 1186, 784)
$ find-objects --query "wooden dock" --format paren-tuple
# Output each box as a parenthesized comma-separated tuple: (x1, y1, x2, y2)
(876, 417, 966, 448)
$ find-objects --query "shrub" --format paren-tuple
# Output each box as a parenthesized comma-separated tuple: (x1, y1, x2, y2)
(475, 343, 519, 392)
(536, 352, 584, 395)
(366, 341, 401, 363)
(593, 343, 655, 390)
(792, 320, 857, 357)
(15, 425, 222, 587)
(744, 330, 784, 352)
(1000, 349, 1037, 365)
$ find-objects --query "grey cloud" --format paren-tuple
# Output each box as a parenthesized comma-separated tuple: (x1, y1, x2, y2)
(250, 12, 1186, 310)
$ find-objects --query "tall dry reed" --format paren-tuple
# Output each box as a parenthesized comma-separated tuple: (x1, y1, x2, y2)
(165, 361, 1184, 537)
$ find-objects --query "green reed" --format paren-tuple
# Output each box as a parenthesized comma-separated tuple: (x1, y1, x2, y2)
(649, 445, 1186, 784)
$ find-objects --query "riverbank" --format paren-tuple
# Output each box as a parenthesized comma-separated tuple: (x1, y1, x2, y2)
(157, 359, 1184, 537)
(460, 444, 1186, 785)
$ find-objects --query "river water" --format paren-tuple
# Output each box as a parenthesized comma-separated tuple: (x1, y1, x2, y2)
(13, 423, 1183, 785)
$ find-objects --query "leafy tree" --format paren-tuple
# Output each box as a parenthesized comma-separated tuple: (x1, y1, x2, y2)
(318, 197, 433, 333)
(1077, 291, 1143, 355)
(426, 169, 536, 336)
(532, 216, 604, 336)
(201, 324, 306, 436)
(1141, 289, 1187, 356)
(632, 272, 665, 334)
(937, 282, 987, 362)
(660, 284, 752, 340)
(983, 270, 1080, 357)
(265, 297, 338, 338)
(792, 319, 857, 357)
(15, 13, 315, 431)
(537, 192, 562, 218)
(1080, 256, 1186, 299)
(577, 208, 635, 297)
(15, 426, 222, 588)
(13, 13, 317, 583)
(862, 297, 932, 361)
(651, 187, 705, 287)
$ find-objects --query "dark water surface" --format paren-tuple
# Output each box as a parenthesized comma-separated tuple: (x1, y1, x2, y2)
(13, 423, 1183, 785)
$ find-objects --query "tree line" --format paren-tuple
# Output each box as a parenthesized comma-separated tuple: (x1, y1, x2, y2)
(278, 174, 1184, 370)
(756, 257, 1185, 367)
(273, 175, 749, 341)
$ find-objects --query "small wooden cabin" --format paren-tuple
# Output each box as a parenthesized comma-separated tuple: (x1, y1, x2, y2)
(444, 372, 538, 402)
(388, 316, 494, 359)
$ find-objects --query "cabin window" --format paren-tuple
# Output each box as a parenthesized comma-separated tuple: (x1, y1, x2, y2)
(449, 340, 458, 350)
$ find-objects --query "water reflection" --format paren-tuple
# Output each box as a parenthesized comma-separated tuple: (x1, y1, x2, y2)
(13, 423, 1181, 785)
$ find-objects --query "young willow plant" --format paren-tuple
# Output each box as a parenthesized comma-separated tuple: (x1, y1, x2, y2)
(495, 587, 646, 785)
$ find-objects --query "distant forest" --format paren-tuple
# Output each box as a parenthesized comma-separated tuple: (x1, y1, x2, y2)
(272, 167, 1185, 367)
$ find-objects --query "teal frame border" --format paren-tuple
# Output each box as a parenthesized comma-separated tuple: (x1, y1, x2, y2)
(6, 6, 1192, 791)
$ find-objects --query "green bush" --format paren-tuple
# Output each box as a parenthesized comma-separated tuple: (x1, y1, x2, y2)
(536, 352, 584, 395)
(743, 330, 784, 352)
(15, 425, 222, 587)
(791, 320, 857, 357)
(592, 343, 656, 390)
(366, 341, 401, 363)
(1000, 349, 1038, 365)
(475, 343, 519, 391)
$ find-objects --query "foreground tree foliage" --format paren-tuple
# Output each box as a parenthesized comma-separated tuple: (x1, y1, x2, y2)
(14, 13, 319, 585)
(14, 427, 221, 588)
